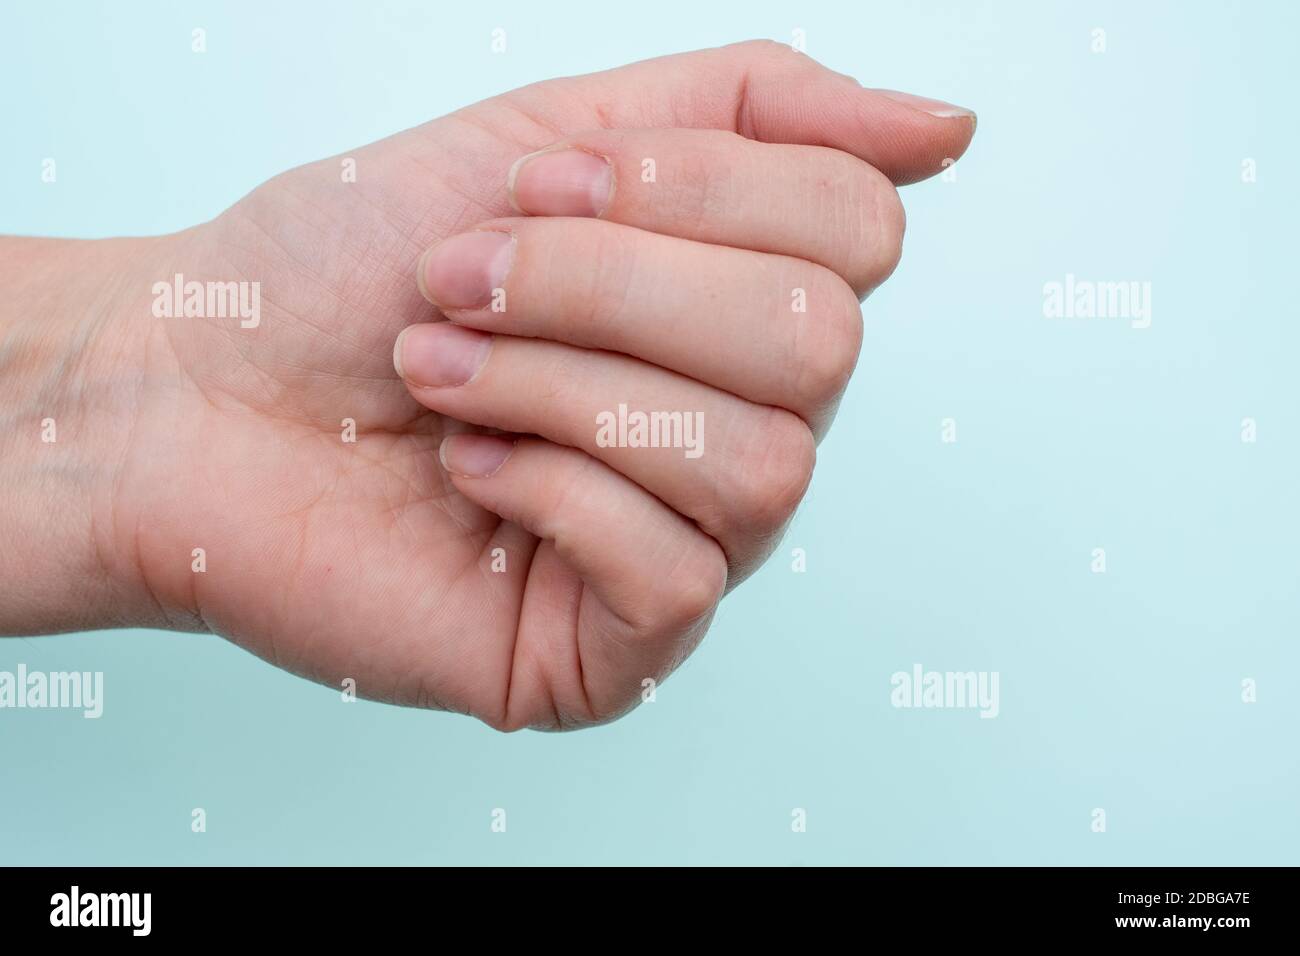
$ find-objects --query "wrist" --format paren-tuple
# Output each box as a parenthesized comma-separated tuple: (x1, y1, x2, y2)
(0, 235, 177, 634)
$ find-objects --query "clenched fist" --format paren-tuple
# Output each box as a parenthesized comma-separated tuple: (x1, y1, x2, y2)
(0, 40, 975, 729)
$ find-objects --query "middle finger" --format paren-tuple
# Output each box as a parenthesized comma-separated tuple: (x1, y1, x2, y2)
(417, 217, 864, 435)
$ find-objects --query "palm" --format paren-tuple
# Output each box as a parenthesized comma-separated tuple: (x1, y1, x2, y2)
(127, 77, 673, 729)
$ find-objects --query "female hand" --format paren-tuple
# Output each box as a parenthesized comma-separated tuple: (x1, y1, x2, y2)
(0, 40, 975, 729)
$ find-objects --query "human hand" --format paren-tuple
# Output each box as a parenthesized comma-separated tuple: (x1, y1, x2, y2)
(0, 41, 974, 729)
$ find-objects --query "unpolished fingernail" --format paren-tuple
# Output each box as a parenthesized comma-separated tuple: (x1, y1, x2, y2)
(418, 231, 515, 309)
(394, 323, 491, 388)
(872, 89, 976, 123)
(439, 434, 516, 477)
(509, 148, 613, 218)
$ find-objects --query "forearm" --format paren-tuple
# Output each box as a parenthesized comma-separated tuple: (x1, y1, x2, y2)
(0, 236, 161, 634)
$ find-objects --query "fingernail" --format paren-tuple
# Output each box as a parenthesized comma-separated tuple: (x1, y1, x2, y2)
(393, 323, 492, 387)
(508, 147, 613, 218)
(872, 89, 976, 122)
(439, 434, 516, 477)
(418, 231, 515, 309)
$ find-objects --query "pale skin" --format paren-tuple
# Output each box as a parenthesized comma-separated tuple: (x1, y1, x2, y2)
(0, 41, 975, 730)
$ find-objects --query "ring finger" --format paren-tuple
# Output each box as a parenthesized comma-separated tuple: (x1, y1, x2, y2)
(394, 322, 815, 578)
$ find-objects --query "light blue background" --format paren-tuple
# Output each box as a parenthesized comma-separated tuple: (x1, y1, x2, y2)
(2, 0, 1296, 865)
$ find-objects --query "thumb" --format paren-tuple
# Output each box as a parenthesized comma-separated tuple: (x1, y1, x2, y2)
(498, 38, 976, 186)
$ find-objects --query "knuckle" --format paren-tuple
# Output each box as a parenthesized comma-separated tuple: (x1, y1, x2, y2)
(727, 409, 817, 534)
(791, 267, 864, 410)
(667, 146, 733, 234)
(842, 164, 906, 295)
(483, 710, 528, 734)
(587, 224, 639, 321)
(544, 220, 637, 331)
(867, 181, 907, 290)
(531, 341, 584, 414)
(660, 542, 728, 630)
(726, 42, 812, 137)
(736, 37, 801, 63)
